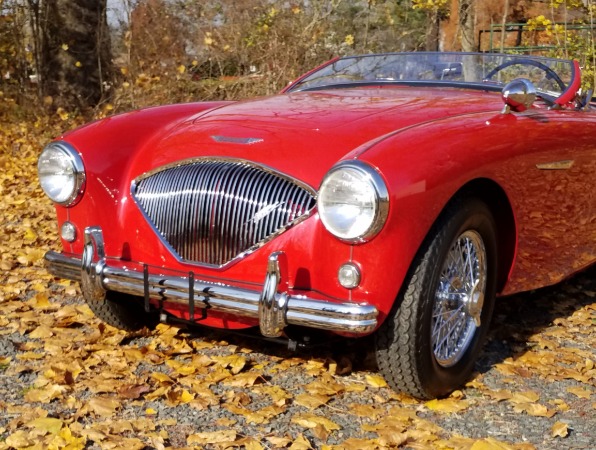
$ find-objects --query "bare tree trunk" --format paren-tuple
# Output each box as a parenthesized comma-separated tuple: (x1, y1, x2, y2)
(40, 0, 112, 111)
(459, 0, 475, 52)
(500, 0, 509, 52)
(426, 9, 441, 51)
(26, 0, 44, 101)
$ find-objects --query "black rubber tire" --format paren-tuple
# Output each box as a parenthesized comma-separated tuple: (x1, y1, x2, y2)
(375, 198, 498, 399)
(85, 291, 155, 331)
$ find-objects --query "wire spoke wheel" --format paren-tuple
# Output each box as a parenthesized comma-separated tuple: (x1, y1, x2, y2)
(432, 230, 486, 367)
(375, 198, 497, 399)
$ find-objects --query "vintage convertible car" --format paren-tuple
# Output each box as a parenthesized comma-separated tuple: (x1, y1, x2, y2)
(38, 52, 596, 399)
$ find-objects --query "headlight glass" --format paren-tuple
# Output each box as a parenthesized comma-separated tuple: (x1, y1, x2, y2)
(38, 142, 85, 206)
(318, 161, 389, 242)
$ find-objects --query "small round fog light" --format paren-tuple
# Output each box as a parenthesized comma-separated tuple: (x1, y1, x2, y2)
(338, 263, 361, 289)
(60, 221, 77, 242)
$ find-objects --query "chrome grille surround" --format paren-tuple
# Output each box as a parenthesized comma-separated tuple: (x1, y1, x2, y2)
(132, 158, 316, 267)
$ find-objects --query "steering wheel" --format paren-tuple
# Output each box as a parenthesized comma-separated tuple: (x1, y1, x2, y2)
(484, 59, 566, 92)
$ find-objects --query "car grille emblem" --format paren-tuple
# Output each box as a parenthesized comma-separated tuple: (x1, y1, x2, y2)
(249, 201, 285, 224)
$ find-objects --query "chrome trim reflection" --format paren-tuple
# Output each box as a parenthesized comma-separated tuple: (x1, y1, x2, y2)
(132, 158, 317, 267)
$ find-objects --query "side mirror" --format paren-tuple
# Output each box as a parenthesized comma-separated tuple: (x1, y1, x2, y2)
(501, 78, 537, 114)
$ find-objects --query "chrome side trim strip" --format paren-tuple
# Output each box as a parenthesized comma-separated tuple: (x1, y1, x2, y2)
(536, 160, 575, 170)
(44, 246, 377, 335)
(211, 135, 264, 145)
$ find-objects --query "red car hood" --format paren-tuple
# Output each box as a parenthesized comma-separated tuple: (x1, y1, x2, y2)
(137, 88, 501, 187)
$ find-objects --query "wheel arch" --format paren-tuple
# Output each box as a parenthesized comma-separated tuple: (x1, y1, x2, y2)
(448, 178, 516, 295)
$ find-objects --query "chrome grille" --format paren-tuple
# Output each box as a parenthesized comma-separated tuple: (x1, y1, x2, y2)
(133, 160, 316, 266)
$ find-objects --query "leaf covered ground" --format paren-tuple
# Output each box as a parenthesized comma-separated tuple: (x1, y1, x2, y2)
(0, 117, 595, 450)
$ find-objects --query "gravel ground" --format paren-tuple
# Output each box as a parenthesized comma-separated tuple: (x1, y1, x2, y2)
(0, 263, 595, 449)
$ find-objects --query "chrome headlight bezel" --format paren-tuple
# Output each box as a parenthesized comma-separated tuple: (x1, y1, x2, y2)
(38, 141, 85, 206)
(317, 160, 389, 243)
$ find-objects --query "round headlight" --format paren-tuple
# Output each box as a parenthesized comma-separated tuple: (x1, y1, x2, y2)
(38, 142, 85, 206)
(318, 160, 389, 242)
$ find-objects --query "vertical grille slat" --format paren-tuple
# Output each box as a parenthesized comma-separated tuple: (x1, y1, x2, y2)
(133, 160, 316, 266)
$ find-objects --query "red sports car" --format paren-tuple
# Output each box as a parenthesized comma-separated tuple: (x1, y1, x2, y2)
(38, 52, 596, 399)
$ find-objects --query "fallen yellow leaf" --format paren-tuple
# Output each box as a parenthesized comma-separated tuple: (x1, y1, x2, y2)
(425, 398, 470, 413)
(165, 388, 194, 406)
(470, 437, 517, 449)
(292, 413, 341, 432)
(223, 372, 261, 387)
(5, 430, 33, 448)
(512, 402, 555, 418)
(88, 397, 121, 417)
(289, 434, 313, 449)
(17, 351, 45, 360)
(187, 430, 236, 445)
(551, 421, 569, 438)
(509, 391, 540, 404)
(486, 389, 513, 401)
(243, 439, 265, 450)
(365, 373, 388, 388)
(566, 386, 593, 399)
(0, 356, 12, 366)
(267, 436, 293, 447)
(29, 325, 54, 339)
(212, 354, 247, 374)
(150, 372, 175, 384)
(294, 392, 330, 409)
(27, 417, 63, 435)
(24, 384, 66, 403)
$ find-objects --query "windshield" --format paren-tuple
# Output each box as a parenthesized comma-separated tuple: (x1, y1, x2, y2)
(287, 52, 578, 102)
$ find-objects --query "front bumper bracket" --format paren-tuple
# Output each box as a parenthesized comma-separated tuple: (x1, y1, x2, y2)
(45, 226, 378, 337)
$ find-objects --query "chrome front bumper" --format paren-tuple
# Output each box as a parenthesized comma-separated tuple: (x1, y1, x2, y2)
(45, 226, 378, 337)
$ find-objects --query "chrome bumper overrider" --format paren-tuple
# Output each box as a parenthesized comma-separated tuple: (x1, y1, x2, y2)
(44, 226, 378, 337)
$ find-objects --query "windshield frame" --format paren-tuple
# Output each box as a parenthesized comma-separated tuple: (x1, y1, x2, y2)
(284, 52, 581, 106)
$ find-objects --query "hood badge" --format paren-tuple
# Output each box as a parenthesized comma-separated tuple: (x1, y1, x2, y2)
(211, 135, 264, 145)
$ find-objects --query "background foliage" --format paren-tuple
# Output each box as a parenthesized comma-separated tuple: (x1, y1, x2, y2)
(0, 0, 593, 119)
